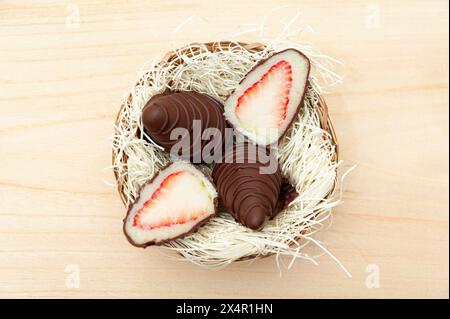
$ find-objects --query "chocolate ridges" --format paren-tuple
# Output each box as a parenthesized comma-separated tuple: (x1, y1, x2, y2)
(273, 181, 298, 218)
(212, 143, 282, 230)
(142, 91, 227, 163)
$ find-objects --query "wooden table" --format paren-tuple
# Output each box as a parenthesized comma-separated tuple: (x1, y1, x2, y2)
(1, 0, 448, 298)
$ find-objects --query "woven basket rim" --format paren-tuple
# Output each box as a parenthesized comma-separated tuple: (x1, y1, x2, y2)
(112, 41, 339, 262)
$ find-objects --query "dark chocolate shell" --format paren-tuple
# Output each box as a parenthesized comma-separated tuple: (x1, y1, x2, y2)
(212, 143, 282, 230)
(142, 91, 228, 164)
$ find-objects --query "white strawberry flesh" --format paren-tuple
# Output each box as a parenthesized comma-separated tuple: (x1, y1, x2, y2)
(124, 162, 217, 246)
(225, 49, 310, 146)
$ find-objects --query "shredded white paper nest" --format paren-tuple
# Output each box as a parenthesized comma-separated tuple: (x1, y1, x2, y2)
(112, 38, 349, 274)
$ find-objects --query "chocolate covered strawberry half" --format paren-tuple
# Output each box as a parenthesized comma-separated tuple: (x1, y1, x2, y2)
(124, 162, 217, 247)
(224, 49, 310, 146)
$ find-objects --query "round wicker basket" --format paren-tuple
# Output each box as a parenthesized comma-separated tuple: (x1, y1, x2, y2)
(112, 41, 339, 263)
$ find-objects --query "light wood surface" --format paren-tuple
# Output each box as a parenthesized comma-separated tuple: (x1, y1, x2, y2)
(0, 0, 448, 298)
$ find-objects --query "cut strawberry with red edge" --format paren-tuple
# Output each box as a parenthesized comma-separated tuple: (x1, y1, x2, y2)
(224, 49, 310, 146)
(123, 162, 217, 247)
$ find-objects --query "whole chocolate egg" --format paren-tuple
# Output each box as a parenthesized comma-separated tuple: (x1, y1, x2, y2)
(142, 91, 227, 163)
(212, 143, 282, 230)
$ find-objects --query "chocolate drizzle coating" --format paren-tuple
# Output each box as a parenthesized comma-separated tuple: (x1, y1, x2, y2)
(273, 181, 299, 218)
(212, 143, 282, 230)
(142, 91, 227, 163)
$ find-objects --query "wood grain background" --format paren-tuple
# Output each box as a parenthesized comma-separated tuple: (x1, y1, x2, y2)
(0, 0, 448, 298)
